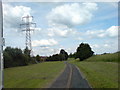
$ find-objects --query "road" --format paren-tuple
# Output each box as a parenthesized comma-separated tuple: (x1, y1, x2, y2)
(49, 62, 92, 88)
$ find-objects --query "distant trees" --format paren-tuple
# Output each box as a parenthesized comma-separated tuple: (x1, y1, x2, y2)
(3, 47, 28, 68)
(46, 43, 93, 62)
(69, 52, 76, 58)
(3, 47, 37, 68)
(75, 43, 94, 61)
(46, 54, 61, 61)
(3, 43, 94, 68)
(36, 55, 41, 62)
(46, 49, 68, 61)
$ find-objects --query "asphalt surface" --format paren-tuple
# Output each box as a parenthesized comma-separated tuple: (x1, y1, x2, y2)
(49, 62, 92, 88)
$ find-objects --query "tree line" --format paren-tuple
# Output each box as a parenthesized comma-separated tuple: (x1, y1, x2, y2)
(46, 49, 68, 61)
(3, 43, 94, 68)
(3, 47, 37, 68)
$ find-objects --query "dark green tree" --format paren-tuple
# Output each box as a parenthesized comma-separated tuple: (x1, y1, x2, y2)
(60, 49, 68, 60)
(3, 51, 13, 68)
(75, 43, 94, 61)
(3, 47, 28, 68)
(46, 49, 68, 61)
(69, 52, 76, 58)
(23, 47, 34, 64)
(69, 53, 73, 58)
(36, 55, 41, 62)
(23, 47, 31, 57)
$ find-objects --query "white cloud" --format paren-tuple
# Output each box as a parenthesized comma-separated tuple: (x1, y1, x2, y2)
(32, 39, 58, 47)
(3, 4, 32, 29)
(104, 44, 110, 47)
(77, 37, 83, 40)
(86, 30, 105, 38)
(106, 26, 118, 37)
(33, 46, 60, 56)
(86, 26, 118, 39)
(47, 27, 77, 37)
(47, 3, 98, 28)
(91, 39, 118, 54)
(33, 44, 76, 56)
(91, 44, 100, 48)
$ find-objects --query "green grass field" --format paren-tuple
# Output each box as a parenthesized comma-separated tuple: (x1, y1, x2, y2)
(69, 52, 118, 88)
(4, 61, 65, 88)
(85, 52, 119, 62)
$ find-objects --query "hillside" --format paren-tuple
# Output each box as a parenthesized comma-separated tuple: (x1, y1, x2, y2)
(85, 52, 119, 62)
(70, 52, 119, 88)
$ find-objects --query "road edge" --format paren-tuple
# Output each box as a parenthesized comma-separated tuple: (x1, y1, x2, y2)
(74, 65, 92, 88)
(46, 61, 67, 88)
(66, 63, 73, 88)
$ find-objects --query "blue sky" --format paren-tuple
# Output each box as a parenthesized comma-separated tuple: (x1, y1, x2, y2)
(3, 2, 118, 56)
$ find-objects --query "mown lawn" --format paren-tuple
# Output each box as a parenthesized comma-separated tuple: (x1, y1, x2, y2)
(69, 52, 118, 88)
(4, 61, 65, 88)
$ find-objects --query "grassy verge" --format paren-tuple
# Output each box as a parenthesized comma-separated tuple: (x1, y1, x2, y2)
(4, 61, 65, 88)
(69, 53, 118, 88)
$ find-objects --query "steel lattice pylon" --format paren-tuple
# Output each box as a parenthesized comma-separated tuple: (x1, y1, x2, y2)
(20, 15, 36, 56)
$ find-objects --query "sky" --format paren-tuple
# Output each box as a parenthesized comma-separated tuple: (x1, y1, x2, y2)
(2, 2, 118, 56)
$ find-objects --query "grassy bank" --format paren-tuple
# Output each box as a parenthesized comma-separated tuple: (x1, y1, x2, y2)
(69, 52, 118, 88)
(4, 61, 65, 88)
(85, 52, 119, 62)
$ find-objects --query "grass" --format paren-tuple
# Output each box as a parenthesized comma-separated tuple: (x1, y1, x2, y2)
(69, 52, 118, 88)
(85, 52, 119, 62)
(4, 61, 65, 88)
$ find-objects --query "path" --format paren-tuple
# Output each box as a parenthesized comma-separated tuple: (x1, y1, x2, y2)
(49, 62, 92, 88)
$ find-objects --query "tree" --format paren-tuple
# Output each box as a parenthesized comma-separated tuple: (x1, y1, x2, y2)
(60, 49, 68, 61)
(23, 47, 31, 57)
(23, 47, 34, 64)
(3, 51, 13, 68)
(69, 52, 76, 58)
(36, 55, 41, 62)
(3, 47, 29, 68)
(75, 43, 94, 61)
(46, 54, 61, 61)
(69, 53, 73, 58)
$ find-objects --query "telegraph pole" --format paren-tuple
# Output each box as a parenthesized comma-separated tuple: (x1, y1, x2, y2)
(20, 15, 36, 56)
(0, 0, 4, 89)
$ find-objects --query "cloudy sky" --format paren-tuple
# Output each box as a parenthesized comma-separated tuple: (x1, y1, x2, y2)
(3, 2, 118, 56)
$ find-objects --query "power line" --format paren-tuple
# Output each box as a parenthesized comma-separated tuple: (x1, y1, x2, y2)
(20, 15, 36, 56)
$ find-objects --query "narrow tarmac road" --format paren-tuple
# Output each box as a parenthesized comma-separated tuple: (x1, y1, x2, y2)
(49, 62, 92, 88)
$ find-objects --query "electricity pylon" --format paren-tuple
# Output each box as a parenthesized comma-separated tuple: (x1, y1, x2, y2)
(20, 15, 36, 56)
